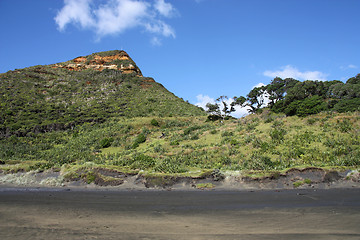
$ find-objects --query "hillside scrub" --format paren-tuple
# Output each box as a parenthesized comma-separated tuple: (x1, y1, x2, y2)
(1, 112, 359, 175)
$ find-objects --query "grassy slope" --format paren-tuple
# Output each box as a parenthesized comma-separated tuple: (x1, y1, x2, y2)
(1, 111, 359, 177)
(0, 61, 204, 136)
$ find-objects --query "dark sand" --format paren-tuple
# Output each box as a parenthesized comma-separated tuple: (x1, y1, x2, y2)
(1, 188, 360, 239)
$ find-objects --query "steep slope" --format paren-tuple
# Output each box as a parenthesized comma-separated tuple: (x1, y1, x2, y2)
(0, 50, 205, 137)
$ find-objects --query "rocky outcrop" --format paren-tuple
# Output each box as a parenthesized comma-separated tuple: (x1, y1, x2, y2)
(53, 50, 143, 76)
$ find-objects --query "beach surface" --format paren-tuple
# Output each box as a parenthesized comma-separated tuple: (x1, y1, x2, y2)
(1, 188, 360, 239)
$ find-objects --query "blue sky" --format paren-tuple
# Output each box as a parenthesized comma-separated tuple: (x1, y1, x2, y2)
(1, 0, 359, 116)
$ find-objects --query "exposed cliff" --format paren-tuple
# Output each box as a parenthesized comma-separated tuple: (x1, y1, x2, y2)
(52, 50, 143, 76)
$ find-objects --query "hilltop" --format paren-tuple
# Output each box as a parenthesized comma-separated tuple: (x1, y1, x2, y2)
(0, 50, 205, 137)
(52, 50, 143, 75)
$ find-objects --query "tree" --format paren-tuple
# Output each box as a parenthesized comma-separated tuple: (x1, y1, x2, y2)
(346, 73, 360, 85)
(217, 96, 235, 120)
(266, 77, 299, 106)
(232, 96, 246, 107)
(206, 96, 236, 121)
(246, 85, 267, 113)
(267, 77, 284, 106)
(205, 102, 220, 116)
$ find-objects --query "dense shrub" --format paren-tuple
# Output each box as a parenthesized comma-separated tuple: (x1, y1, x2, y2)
(284, 96, 327, 117)
(333, 98, 360, 112)
(98, 137, 114, 148)
(131, 153, 156, 170)
(132, 133, 146, 148)
(150, 119, 160, 127)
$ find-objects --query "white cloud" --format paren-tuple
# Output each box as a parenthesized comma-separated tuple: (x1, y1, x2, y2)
(94, 0, 148, 36)
(195, 94, 215, 110)
(144, 20, 175, 38)
(263, 65, 328, 81)
(55, 0, 94, 30)
(232, 104, 251, 118)
(154, 0, 177, 17)
(55, 0, 176, 42)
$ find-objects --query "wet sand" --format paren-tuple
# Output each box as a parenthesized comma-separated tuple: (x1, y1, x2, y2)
(1, 188, 360, 239)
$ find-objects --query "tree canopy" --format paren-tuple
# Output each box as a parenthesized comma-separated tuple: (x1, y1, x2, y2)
(206, 73, 360, 119)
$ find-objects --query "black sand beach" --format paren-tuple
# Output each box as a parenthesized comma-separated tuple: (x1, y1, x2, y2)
(1, 188, 360, 239)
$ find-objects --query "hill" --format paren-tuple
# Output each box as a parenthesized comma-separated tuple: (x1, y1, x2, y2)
(0, 50, 205, 138)
(0, 51, 359, 189)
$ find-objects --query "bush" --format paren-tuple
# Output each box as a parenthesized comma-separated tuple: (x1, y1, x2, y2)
(221, 131, 233, 137)
(210, 129, 217, 134)
(206, 115, 222, 121)
(307, 118, 318, 125)
(242, 154, 275, 170)
(336, 119, 353, 133)
(132, 133, 146, 148)
(170, 140, 180, 146)
(269, 127, 286, 144)
(153, 157, 187, 173)
(153, 144, 165, 153)
(150, 119, 160, 127)
(131, 153, 155, 169)
(99, 137, 114, 148)
(190, 133, 199, 140)
(183, 126, 201, 135)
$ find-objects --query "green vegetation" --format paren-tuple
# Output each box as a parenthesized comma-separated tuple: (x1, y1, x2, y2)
(208, 74, 360, 118)
(1, 112, 359, 176)
(196, 183, 215, 189)
(0, 50, 205, 138)
(0, 51, 359, 181)
(293, 178, 312, 188)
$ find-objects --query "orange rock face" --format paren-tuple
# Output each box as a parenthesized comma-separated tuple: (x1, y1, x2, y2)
(53, 51, 142, 76)
(73, 57, 86, 63)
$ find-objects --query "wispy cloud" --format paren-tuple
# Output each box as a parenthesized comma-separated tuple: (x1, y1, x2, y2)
(263, 65, 328, 81)
(348, 64, 358, 69)
(340, 64, 358, 70)
(151, 36, 162, 46)
(55, 0, 176, 44)
(154, 0, 177, 17)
